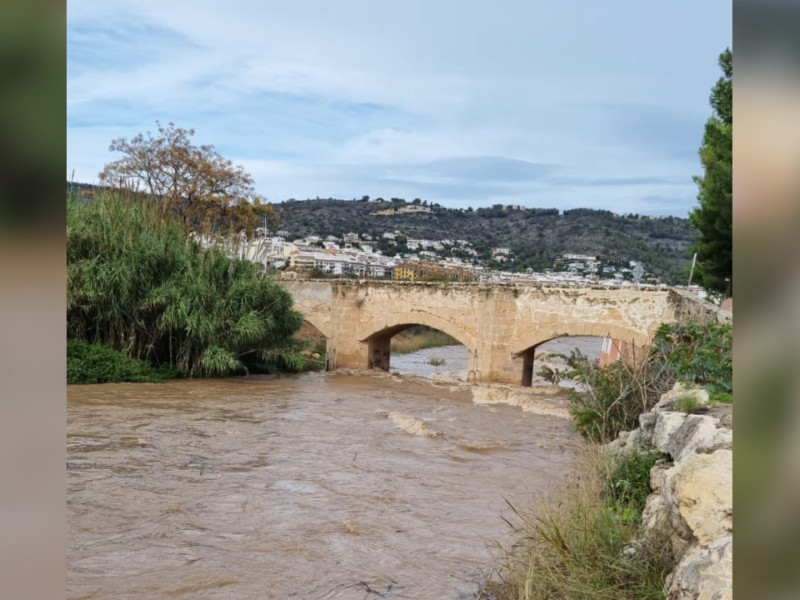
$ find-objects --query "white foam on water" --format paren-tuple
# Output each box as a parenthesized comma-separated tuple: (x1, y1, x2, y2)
(388, 411, 442, 438)
(470, 384, 571, 419)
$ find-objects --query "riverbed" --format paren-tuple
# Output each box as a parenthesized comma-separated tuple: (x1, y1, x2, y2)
(68, 359, 583, 598)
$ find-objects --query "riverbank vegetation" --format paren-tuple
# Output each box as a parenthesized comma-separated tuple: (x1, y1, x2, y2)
(540, 321, 732, 443)
(490, 319, 731, 598)
(67, 191, 310, 383)
(67, 340, 181, 384)
(487, 447, 674, 600)
(390, 325, 459, 355)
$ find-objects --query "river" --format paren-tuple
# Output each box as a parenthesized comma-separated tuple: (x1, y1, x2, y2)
(67, 349, 587, 599)
(389, 336, 603, 383)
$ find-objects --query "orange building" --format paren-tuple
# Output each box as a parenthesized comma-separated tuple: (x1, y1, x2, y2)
(599, 337, 630, 366)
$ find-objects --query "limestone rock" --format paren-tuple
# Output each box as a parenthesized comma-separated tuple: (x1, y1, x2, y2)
(639, 411, 658, 445)
(653, 412, 688, 453)
(666, 536, 732, 600)
(650, 461, 672, 492)
(668, 449, 733, 546)
(610, 384, 733, 600)
(654, 382, 710, 413)
(607, 426, 644, 456)
(668, 415, 732, 463)
(642, 492, 669, 536)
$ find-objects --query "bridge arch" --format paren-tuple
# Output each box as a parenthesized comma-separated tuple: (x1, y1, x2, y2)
(512, 321, 652, 387)
(359, 311, 476, 374)
(297, 314, 331, 341)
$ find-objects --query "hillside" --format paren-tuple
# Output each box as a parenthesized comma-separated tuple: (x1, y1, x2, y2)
(67, 183, 698, 284)
(273, 198, 698, 284)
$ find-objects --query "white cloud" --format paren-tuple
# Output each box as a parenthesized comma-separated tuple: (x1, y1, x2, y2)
(67, 0, 731, 215)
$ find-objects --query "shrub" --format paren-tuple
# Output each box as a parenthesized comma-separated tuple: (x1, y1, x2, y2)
(564, 348, 676, 443)
(428, 357, 446, 366)
(605, 450, 666, 518)
(545, 321, 732, 443)
(67, 340, 182, 384)
(651, 322, 732, 395)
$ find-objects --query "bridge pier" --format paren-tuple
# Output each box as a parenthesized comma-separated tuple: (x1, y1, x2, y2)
(520, 347, 535, 387)
(367, 335, 391, 371)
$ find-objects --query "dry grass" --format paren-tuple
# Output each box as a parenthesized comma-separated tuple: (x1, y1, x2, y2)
(390, 326, 460, 355)
(486, 446, 674, 600)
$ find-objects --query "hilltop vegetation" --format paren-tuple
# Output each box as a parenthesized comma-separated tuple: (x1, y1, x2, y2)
(274, 198, 697, 284)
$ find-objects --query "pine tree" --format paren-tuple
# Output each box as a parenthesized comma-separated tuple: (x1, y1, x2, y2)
(689, 49, 732, 296)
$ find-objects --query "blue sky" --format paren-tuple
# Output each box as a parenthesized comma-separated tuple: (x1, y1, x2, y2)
(67, 1, 731, 216)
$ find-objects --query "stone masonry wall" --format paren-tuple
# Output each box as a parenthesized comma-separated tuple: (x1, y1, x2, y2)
(279, 280, 725, 384)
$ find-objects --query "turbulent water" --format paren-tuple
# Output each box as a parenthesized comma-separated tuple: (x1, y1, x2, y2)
(68, 362, 582, 599)
(389, 336, 603, 384)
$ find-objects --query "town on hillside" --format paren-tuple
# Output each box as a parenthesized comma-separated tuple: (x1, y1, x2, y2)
(221, 227, 660, 287)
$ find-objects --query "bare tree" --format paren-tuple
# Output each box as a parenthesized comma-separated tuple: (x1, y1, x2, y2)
(99, 121, 275, 235)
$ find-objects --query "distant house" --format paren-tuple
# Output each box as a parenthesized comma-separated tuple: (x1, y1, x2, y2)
(392, 260, 474, 282)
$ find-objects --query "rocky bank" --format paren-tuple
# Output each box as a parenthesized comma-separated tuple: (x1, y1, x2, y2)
(608, 383, 733, 600)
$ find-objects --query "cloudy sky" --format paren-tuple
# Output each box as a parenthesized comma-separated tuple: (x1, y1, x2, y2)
(67, 1, 731, 216)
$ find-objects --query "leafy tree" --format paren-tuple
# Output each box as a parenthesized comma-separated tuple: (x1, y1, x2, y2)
(99, 121, 276, 236)
(689, 49, 732, 296)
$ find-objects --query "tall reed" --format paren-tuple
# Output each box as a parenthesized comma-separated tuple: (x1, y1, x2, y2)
(67, 191, 305, 376)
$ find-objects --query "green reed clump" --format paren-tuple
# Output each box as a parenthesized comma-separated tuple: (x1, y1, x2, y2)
(486, 448, 674, 600)
(67, 191, 307, 378)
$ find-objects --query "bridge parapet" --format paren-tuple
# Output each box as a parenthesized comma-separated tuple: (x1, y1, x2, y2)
(276, 279, 725, 385)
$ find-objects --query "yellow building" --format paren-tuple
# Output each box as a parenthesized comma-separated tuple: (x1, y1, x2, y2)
(393, 261, 474, 282)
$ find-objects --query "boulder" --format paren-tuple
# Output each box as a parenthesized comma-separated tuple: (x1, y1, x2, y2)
(642, 492, 669, 536)
(650, 460, 672, 492)
(653, 412, 688, 453)
(607, 384, 733, 600)
(667, 449, 733, 547)
(607, 426, 644, 456)
(667, 415, 732, 463)
(665, 536, 733, 600)
(639, 411, 658, 445)
(654, 382, 710, 413)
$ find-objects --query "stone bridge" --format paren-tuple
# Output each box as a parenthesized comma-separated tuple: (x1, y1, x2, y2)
(278, 279, 727, 385)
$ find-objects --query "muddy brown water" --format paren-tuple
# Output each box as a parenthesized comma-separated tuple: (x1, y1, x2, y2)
(68, 369, 582, 599)
(388, 336, 603, 382)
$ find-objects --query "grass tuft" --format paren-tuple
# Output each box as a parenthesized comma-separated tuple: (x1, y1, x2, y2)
(677, 395, 703, 414)
(486, 447, 674, 600)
